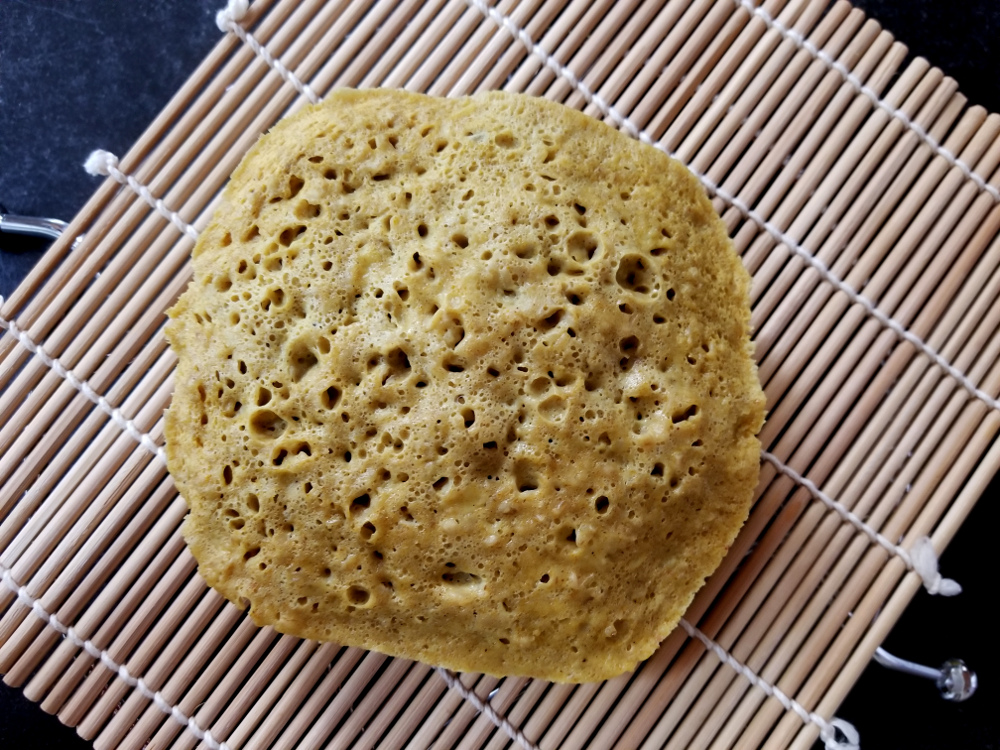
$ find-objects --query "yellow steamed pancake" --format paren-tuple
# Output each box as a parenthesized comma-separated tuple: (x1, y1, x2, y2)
(164, 89, 766, 683)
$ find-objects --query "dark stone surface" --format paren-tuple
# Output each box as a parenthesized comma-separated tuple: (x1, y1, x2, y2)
(0, 2, 997, 748)
(0, 0, 219, 308)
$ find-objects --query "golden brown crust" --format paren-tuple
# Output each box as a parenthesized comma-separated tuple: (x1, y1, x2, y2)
(165, 89, 765, 682)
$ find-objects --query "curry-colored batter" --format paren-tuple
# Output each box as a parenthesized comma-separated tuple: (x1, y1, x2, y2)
(165, 89, 765, 682)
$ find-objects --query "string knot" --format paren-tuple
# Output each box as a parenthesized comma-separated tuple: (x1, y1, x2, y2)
(821, 718, 861, 750)
(216, 0, 250, 32)
(84, 149, 118, 177)
(910, 537, 961, 596)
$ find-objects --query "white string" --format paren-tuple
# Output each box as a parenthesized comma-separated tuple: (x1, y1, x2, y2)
(0, 308, 230, 746)
(0, 301, 167, 465)
(215, 0, 320, 104)
(84, 151, 200, 242)
(435, 668, 540, 750)
(680, 619, 860, 750)
(762, 452, 960, 595)
(0, 565, 229, 750)
(463, 0, 1000, 421)
(907, 537, 963, 597)
(732, 0, 1000, 204)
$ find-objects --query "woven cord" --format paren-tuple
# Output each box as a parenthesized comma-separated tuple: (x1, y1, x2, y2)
(733, 0, 1000, 203)
(0, 308, 228, 746)
(679, 620, 860, 750)
(83, 152, 199, 241)
(762, 452, 961, 595)
(0, 569, 227, 750)
(215, 0, 319, 104)
(435, 668, 541, 750)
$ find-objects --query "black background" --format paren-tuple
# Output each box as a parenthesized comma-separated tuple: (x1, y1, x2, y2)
(1, 1, 998, 748)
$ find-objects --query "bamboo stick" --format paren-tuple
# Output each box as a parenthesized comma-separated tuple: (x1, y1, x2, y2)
(323, 657, 415, 749)
(35, 529, 190, 712)
(580, 0, 722, 122)
(3, 459, 173, 686)
(351, 662, 434, 749)
(26, 490, 186, 704)
(141, 616, 263, 748)
(165, 626, 284, 750)
(751, 85, 964, 356)
(654, 0, 793, 150)
(677, 0, 823, 165)
(241, 641, 346, 749)
(252, 648, 364, 749)
(541, 0, 687, 105)
(404, 673, 495, 749)
(289, 649, 388, 748)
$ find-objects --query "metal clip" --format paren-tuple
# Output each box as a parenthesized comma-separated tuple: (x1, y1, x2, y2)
(0, 213, 69, 241)
(873, 647, 977, 701)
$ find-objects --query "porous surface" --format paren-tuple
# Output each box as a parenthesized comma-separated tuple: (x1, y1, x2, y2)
(164, 89, 766, 683)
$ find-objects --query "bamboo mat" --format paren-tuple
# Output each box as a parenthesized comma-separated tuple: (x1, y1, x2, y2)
(2, 0, 1000, 747)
